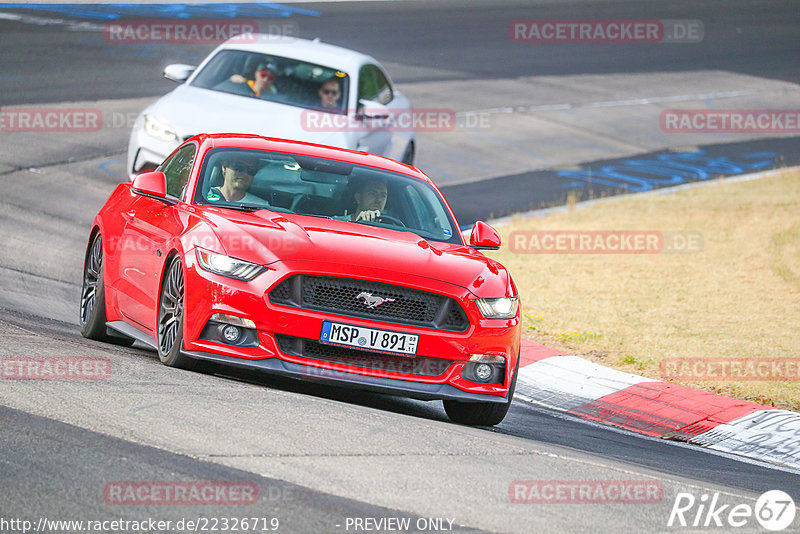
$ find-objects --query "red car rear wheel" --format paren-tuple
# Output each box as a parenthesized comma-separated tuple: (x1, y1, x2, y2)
(79, 233, 134, 346)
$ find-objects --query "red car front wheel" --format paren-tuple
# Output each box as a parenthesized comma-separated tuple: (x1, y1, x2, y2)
(157, 257, 195, 369)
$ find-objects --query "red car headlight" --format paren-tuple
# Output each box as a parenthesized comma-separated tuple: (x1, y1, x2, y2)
(195, 248, 266, 281)
(475, 297, 519, 319)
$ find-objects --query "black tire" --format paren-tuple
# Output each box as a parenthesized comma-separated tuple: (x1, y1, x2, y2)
(157, 257, 196, 369)
(401, 142, 415, 165)
(79, 233, 135, 346)
(443, 357, 519, 426)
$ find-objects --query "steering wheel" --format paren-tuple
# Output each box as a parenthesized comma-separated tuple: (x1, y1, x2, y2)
(376, 214, 406, 227)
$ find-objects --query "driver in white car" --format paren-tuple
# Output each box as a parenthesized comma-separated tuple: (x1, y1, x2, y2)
(228, 64, 279, 98)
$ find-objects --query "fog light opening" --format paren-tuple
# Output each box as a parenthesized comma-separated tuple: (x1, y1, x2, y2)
(221, 324, 241, 343)
(461, 358, 505, 385)
(199, 314, 258, 347)
(475, 363, 493, 381)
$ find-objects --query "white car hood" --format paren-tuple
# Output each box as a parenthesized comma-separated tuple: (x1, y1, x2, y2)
(148, 84, 349, 147)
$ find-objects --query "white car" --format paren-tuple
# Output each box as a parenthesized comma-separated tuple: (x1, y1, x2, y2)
(127, 36, 415, 179)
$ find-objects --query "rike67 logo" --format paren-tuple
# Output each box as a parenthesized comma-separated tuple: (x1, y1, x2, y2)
(668, 490, 796, 531)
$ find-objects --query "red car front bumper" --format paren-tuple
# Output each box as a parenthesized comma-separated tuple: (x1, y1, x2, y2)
(180, 252, 520, 402)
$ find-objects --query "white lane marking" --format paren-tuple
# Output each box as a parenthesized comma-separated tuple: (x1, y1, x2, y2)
(513, 394, 800, 477)
(0, 11, 104, 31)
(461, 90, 759, 117)
(517, 355, 657, 404)
(696, 410, 800, 470)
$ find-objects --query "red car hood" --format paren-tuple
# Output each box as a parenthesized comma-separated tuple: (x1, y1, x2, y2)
(193, 210, 512, 297)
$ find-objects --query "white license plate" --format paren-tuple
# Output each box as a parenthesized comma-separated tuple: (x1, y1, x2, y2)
(319, 321, 418, 356)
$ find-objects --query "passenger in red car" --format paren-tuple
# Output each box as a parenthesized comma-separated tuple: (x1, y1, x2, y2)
(207, 158, 269, 206)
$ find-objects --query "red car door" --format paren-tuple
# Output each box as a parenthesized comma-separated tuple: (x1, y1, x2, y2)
(116, 143, 197, 334)
(116, 197, 182, 333)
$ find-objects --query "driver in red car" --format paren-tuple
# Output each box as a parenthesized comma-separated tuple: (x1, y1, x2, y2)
(341, 178, 388, 222)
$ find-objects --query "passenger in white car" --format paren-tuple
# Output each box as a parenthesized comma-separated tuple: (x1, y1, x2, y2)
(317, 78, 342, 110)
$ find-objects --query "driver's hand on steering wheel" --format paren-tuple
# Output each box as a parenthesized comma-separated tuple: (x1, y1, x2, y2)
(354, 209, 381, 222)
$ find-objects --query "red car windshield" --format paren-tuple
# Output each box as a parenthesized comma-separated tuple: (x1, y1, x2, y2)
(193, 148, 461, 244)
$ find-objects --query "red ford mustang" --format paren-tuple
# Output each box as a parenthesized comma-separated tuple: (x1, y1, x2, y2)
(81, 134, 520, 425)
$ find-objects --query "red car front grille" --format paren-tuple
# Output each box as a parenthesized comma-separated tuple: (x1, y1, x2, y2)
(269, 275, 469, 332)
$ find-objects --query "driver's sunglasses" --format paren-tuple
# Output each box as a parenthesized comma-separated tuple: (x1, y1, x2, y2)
(228, 163, 257, 174)
(256, 70, 275, 80)
(321, 88, 340, 95)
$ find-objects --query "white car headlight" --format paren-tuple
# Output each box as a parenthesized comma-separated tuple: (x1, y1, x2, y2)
(476, 297, 519, 319)
(196, 248, 265, 281)
(143, 114, 178, 142)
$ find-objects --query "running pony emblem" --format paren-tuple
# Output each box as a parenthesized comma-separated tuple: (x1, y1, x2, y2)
(356, 292, 396, 308)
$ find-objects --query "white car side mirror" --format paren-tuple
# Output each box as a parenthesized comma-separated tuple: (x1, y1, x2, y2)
(163, 64, 196, 84)
(357, 99, 390, 120)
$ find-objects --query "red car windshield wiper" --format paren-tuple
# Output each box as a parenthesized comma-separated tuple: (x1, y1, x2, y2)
(209, 203, 270, 213)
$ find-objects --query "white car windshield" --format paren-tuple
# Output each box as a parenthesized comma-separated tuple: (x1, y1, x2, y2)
(190, 49, 349, 114)
(194, 148, 461, 245)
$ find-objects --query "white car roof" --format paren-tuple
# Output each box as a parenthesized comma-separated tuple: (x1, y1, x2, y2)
(215, 36, 376, 76)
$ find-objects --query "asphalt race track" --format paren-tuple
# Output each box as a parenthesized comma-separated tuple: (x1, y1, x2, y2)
(1, 2, 799, 533)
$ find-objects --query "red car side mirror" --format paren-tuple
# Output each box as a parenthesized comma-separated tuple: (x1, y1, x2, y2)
(469, 221, 501, 250)
(132, 171, 169, 201)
